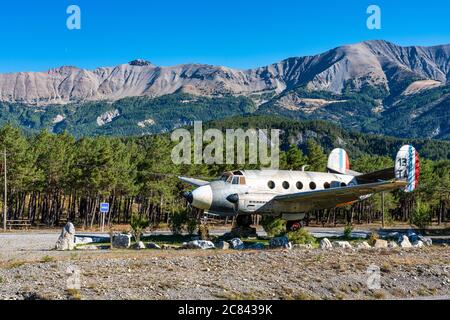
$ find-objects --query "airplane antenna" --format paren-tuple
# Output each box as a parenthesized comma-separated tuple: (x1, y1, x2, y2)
(301, 165, 310, 172)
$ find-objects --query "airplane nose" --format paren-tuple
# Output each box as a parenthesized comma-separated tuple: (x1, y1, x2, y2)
(191, 185, 213, 210)
(183, 191, 193, 204)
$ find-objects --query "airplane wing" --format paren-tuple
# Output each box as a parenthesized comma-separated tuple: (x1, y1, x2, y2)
(270, 180, 407, 212)
(178, 176, 210, 187)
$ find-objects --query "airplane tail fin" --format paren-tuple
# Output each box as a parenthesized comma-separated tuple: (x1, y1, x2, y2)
(395, 145, 420, 192)
(327, 148, 352, 175)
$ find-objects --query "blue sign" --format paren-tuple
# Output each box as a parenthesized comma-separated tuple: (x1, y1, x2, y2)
(100, 202, 109, 213)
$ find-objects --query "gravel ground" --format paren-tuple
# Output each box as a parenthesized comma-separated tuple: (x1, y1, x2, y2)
(0, 232, 449, 300)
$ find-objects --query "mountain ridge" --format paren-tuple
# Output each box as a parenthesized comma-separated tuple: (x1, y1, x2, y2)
(1, 40, 449, 105)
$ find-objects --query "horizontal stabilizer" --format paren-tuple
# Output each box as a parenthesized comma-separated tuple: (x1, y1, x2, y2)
(355, 167, 395, 184)
(178, 176, 210, 187)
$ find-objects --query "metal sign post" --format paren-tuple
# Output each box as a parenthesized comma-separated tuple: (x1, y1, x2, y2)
(100, 202, 109, 232)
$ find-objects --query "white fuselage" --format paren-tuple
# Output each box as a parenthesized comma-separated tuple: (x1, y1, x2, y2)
(189, 170, 357, 218)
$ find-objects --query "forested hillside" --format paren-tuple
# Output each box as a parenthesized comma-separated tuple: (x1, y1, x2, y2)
(0, 116, 448, 229)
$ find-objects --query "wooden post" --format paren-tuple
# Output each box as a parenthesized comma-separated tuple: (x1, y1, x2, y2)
(381, 192, 385, 229)
(3, 148, 6, 231)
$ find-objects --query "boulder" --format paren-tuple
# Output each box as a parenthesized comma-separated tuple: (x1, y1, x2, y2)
(245, 242, 266, 250)
(332, 241, 352, 249)
(146, 243, 161, 249)
(388, 241, 398, 248)
(183, 240, 215, 250)
(134, 241, 146, 250)
(374, 239, 388, 249)
(74, 236, 94, 245)
(320, 238, 333, 249)
(407, 229, 419, 243)
(399, 235, 412, 248)
(75, 245, 98, 251)
(216, 241, 230, 250)
(356, 241, 371, 249)
(112, 234, 131, 249)
(229, 238, 245, 250)
(418, 235, 432, 246)
(269, 236, 291, 249)
(55, 222, 76, 251)
(413, 240, 424, 248)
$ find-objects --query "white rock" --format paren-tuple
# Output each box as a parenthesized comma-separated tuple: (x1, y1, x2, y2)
(374, 239, 388, 248)
(388, 241, 398, 248)
(112, 234, 131, 248)
(229, 238, 245, 250)
(96, 109, 120, 126)
(418, 236, 432, 246)
(55, 222, 75, 251)
(356, 241, 371, 249)
(134, 241, 146, 250)
(320, 238, 333, 249)
(399, 235, 412, 248)
(74, 236, 94, 245)
(183, 240, 215, 250)
(413, 240, 424, 248)
(332, 241, 352, 249)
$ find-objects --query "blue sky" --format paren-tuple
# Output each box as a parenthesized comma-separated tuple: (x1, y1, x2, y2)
(0, 0, 449, 72)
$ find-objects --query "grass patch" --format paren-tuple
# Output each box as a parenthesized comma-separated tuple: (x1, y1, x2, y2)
(66, 288, 82, 300)
(371, 290, 386, 299)
(141, 234, 193, 245)
(6, 260, 25, 269)
(40, 255, 54, 263)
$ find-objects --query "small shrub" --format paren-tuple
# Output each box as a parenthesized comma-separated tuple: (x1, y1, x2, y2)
(130, 213, 149, 242)
(411, 200, 432, 230)
(287, 228, 317, 245)
(66, 288, 81, 300)
(367, 232, 379, 246)
(170, 210, 188, 235)
(343, 224, 353, 239)
(261, 216, 286, 237)
(198, 224, 210, 240)
(186, 217, 199, 235)
(40, 255, 54, 263)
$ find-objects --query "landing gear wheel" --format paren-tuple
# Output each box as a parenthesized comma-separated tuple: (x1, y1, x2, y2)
(287, 220, 304, 232)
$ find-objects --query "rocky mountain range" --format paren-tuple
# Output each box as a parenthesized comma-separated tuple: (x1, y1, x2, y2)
(1, 40, 449, 105)
(0, 40, 449, 141)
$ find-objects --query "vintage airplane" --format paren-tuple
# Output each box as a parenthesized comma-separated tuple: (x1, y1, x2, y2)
(180, 145, 420, 231)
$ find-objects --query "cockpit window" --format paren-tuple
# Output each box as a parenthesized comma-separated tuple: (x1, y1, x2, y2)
(220, 172, 233, 182)
(232, 176, 239, 185)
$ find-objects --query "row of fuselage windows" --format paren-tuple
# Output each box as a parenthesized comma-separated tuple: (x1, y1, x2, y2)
(267, 180, 347, 191)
